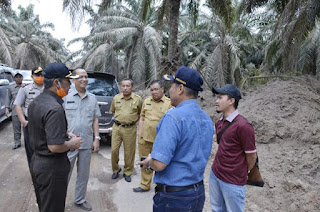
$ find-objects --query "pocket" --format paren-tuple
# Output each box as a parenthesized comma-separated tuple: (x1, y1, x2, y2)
(65, 104, 77, 117)
(85, 106, 94, 117)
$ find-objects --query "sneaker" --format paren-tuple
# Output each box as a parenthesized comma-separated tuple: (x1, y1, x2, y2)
(75, 201, 92, 211)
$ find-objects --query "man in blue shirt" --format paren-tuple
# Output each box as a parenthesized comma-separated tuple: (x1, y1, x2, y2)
(140, 66, 214, 211)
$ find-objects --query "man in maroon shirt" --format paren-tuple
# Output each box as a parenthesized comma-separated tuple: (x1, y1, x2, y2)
(210, 84, 257, 212)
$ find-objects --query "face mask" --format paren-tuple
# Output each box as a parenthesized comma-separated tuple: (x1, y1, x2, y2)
(33, 76, 44, 85)
(56, 81, 67, 98)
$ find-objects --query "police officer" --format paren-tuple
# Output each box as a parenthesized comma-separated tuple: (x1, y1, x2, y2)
(5, 72, 24, 149)
(110, 78, 143, 182)
(64, 68, 101, 211)
(133, 80, 171, 192)
(14, 67, 44, 168)
(28, 62, 82, 212)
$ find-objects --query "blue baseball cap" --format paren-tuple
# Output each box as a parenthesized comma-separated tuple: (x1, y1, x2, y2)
(43, 62, 78, 79)
(212, 84, 242, 101)
(163, 66, 203, 91)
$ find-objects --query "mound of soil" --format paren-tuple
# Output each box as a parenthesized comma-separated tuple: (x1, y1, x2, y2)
(200, 76, 320, 211)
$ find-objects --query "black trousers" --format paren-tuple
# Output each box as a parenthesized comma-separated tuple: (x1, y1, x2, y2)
(31, 154, 71, 212)
(23, 123, 33, 169)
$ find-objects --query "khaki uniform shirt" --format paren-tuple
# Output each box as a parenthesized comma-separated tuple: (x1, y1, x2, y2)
(64, 90, 101, 149)
(141, 95, 172, 142)
(14, 83, 44, 117)
(5, 84, 22, 116)
(110, 93, 143, 124)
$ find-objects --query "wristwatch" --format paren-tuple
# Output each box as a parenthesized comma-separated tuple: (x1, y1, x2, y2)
(146, 161, 154, 171)
(95, 136, 101, 140)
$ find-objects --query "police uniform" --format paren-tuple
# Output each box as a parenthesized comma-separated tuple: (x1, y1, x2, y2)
(5, 83, 23, 147)
(110, 92, 142, 176)
(138, 95, 171, 190)
(64, 90, 101, 205)
(14, 83, 44, 167)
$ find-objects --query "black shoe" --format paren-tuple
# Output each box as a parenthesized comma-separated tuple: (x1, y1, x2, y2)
(12, 144, 21, 150)
(75, 201, 92, 211)
(133, 187, 149, 192)
(123, 174, 131, 182)
(111, 168, 122, 179)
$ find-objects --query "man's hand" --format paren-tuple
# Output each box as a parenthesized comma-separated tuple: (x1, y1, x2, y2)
(21, 120, 28, 127)
(68, 136, 82, 151)
(138, 154, 152, 170)
(92, 139, 100, 152)
(5, 108, 9, 117)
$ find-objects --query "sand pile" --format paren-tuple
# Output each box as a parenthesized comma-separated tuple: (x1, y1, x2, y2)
(200, 76, 320, 211)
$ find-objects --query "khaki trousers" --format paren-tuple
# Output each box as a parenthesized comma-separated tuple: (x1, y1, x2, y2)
(111, 124, 137, 176)
(138, 137, 154, 190)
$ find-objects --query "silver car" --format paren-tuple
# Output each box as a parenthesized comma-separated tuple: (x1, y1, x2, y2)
(0, 64, 15, 123)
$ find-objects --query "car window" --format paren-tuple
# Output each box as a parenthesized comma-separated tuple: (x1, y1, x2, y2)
(87, 77, 119, 96)
(20, 71, 32, 80)
(0, 72, 13, 82)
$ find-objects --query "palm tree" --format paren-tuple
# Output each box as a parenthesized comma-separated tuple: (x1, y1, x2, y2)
(1, 5, 67, 69)
(0, 11, 13, 66)
(70, 1, 162, 87)
(298, 19, 320, 76)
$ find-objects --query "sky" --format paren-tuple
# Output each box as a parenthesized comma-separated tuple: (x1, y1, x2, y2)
(11, 0, 91, 53)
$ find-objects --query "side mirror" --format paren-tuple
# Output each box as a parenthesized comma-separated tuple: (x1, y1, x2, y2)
(0, 79, 10, 86)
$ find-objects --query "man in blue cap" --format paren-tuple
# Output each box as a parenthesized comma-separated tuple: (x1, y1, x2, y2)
(210, 84, 257, 212)
(140, 66, 214, 211)
(28, 62, 83, 212)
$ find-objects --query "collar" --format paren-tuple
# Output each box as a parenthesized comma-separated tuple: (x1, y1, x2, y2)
(176, 99, 197, 108)
(120, 93, 133, 99)
(71, 89, 88, 99)
(224, 109, 239, 122)
(32, 82, 44, 91)
(151, 95, 166, 102)
(44, 89, 64, 105)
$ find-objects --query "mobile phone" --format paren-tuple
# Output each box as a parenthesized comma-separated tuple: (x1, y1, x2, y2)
(140, 156, 147, 167)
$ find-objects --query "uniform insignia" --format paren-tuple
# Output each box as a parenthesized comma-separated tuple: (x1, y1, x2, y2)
(67, 101, 75, 103)
(29, 87, 33, 91)
(146, 103, 151, 106)
(29, 92, 35, 94)
(116, 101, 121, 103)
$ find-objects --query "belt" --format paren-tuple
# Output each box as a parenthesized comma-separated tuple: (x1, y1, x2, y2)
(155, 180, 203, 193)
(114, 120, 136, 127)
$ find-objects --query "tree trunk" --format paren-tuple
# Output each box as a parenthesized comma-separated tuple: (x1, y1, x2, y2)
(165, 0, 181, 74)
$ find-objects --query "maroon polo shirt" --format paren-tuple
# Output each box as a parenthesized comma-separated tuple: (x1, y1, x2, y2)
(212, 114, 256, 185)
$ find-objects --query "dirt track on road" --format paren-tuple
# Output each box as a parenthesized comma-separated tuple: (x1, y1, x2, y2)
(0, 119, 154, 212)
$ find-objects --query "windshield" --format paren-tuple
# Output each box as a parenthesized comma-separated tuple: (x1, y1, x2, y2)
(87, 76, 119, 96)
(19, 71, 32, 80)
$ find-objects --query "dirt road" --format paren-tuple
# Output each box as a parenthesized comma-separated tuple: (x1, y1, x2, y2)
(0, 119, 154, 212)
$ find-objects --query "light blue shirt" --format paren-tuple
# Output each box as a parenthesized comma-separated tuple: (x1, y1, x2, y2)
(151, 99, 214, 186)
(64, 90, 101, 149)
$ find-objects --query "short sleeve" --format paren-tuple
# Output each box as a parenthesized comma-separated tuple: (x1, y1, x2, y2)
(151, 114, 180, 164)
(94, 97, 101, 118)
(45, 107, 68, 145)
(140, 100, 146, 118)
(110, 97, 116, 113)
(13, 87, 25, 106)
(238, 122, 256, 153)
